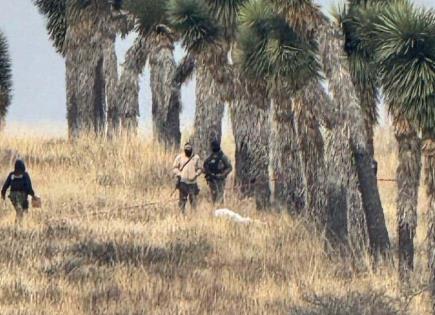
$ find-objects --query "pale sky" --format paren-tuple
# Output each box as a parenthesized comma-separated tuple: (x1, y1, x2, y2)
(0, 0, 434, 132)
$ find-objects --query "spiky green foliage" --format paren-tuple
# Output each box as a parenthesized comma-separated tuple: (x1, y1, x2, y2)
(167, 0, 221, 53)
(34, 0, 67, 54)
(367, 1, 435, 132)
(124, 0, 168, 35)
(0, 31, 12, 119)
(205, 0, 247, 41)
(340, 2, 379, 121)
(269, 0, 325, 39)
(237, 0, 320, 92)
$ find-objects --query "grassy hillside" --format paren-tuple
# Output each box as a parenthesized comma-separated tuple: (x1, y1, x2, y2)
(0, 127, 430, 314)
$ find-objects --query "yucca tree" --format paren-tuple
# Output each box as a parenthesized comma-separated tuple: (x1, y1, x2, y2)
(270, 0, 390, 256)
(341, 0, 382, 158)
(168, 0, 236, 158)
(0, 31, 12, 128)
(349, 0, 423, 280)
(237, 0, 322, 214)
(229, 70, 271, 209)
(34, 0, 132, 138)
(364, 0, 435, 300)
(121, 0, 191, 145)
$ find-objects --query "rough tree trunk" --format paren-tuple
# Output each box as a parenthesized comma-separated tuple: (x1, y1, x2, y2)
(149, 31, 180, 149)
(93, 57, 106, 135)
(118, 36, 149, 133)
(394, 116, 421, 282)
(423, 135, 435, 313)
(65, 53, 79, 139)
(270, 95, 306, 214)
(319, 81, 367, 253)
(294, 84, 327, 224)
(75, 44, 101, 135)
(231, 77, 271, 210)
(193, 49, 228, 158)
(318, 21, 390, 258)
(352, 71, 378, 159)
(325, 126, 367, 253)
(103, 35, 120, 137)
(64, 2, 110, 137)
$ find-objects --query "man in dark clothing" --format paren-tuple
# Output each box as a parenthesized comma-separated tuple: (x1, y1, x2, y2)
(204, 140, 232, 205)
(1, 160, 36, 224)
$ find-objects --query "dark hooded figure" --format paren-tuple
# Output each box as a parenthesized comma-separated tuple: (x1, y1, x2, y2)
(1, 160, 36, 224)
(204, 139, 232, 205)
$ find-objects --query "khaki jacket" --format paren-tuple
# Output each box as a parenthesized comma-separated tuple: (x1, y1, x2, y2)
(173, 154, 202, 184)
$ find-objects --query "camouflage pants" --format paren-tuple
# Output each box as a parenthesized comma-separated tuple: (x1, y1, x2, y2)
(178, 182, 199, 213)
(9, 191, 29, 224)
(207, 179, 226, 205)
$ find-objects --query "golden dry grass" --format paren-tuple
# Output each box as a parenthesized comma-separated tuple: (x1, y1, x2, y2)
(0, 125, 430, 314)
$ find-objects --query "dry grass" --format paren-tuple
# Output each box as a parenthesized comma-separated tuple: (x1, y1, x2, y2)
(0, 125, 429, 314)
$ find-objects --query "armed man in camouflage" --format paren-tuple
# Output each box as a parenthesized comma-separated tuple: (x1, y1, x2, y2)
(204, 139, 232, 205)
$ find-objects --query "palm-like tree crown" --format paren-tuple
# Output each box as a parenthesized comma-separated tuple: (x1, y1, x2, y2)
(364, 1, 435, 132)
(237, 0, 321, 92)
(167, 0, 221, 53)
(0, 31, 12, 118)
(34, 0, 67, 54)
(337, 0, 393, 125)
(123, 0, 168, 36)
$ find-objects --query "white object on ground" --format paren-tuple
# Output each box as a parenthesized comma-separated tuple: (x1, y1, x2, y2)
(214, 209, 253, 225)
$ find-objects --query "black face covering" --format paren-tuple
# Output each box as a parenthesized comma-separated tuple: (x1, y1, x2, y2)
(185, 150, 193, 157)
(14, 160, 26, 175)
(211, 139, 220, 153)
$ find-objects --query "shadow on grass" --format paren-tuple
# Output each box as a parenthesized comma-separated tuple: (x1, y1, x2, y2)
(297, 288, 407, 315)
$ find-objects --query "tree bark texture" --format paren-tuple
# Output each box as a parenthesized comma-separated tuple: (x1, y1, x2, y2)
(149, 32, 181, 150)
(103, 35, 120, 137)
(93, 56, 107, 135)
(318, 21, 390, 258)
(423, 136, 435, 314)
(394, 116, 421, 282)
(193, 48, 229, 159)
(270, 96, 306, 214)
(65, 53, 79, 139)
(293, 84, 327, 224)
(64, 2, 115, 137)
(118, 35, 149, 133)
(230, 77, 271, 210)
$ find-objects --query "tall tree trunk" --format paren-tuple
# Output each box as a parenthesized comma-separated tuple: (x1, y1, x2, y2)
(118, 36, 148, 133)
(103, 35, 120, 138)
(65, 52, 79, 139)
(149, 31, 180, 149)
(318, 22, 390, 258)
(270, 95, 306, 214)
(294, 85, 327, 224)
(423, 135, 435, 313)
(193, 49, 228, 158)
(394, 115, 421, 282)
(75, 45, 100, 135)
(230, 77, 271, 210)
(358, 86, 377, 158)
(64, 2, 108, 137)
(324, 125, 368, 253)
(93, 56, 106, 135)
